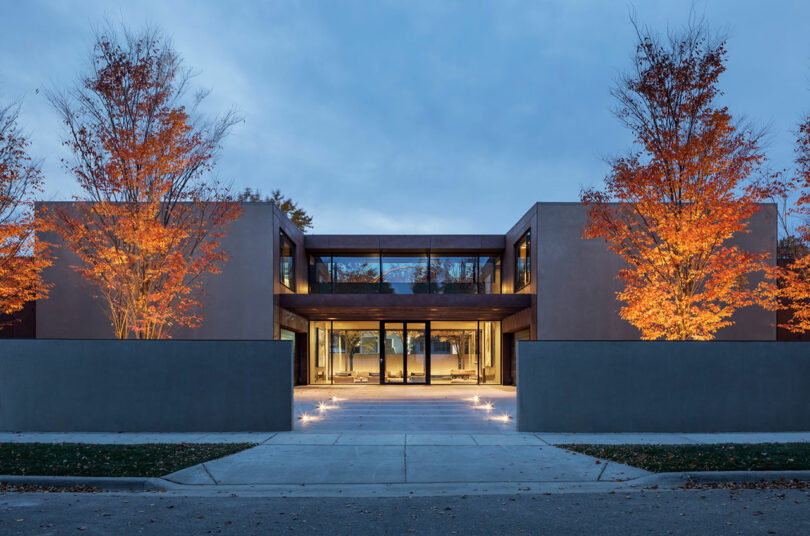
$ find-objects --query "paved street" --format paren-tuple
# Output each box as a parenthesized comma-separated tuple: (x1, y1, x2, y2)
(2, 488, 809, 535)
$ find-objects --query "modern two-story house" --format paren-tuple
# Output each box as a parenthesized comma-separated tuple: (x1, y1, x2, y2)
(35, 201, 778, 386)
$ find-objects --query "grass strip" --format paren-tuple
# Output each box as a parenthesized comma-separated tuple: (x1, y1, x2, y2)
(561, 443, 810, 473)
(0, 442, 255, 478)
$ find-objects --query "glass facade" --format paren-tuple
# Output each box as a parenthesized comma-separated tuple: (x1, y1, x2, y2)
(309, 253, 501, 294)
(308, 320, 502, 385)
(515, 231, 531, 291)
(279, 231, 295, 290)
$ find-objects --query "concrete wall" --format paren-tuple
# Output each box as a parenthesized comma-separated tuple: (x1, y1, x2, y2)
(0, 340, 293, 432)
(535, 203, 777, 341)
(36, 202, 282, 340)
(516, 341, 810, 432)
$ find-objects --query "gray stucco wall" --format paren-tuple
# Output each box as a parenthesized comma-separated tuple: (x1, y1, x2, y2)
(36, 203, 279, 340)
(516, 341, 810, 432)
(535, 203, 777, 341)
(0, 340, 293, 432)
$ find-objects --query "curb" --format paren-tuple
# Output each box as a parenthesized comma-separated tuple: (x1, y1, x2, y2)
(629, 470, 810, 488)
(3, 471, 810, 495)
(0, 475, 177, 491)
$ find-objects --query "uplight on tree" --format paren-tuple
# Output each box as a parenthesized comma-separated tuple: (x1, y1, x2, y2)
(581, 19, 775, 340)
(46, 25, 241, 339)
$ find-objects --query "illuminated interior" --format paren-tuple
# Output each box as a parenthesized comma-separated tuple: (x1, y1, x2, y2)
(308, 320, 501, 385)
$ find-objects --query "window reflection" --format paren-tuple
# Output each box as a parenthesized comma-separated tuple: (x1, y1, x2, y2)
(430, 256, 477, 294)
(381, 255, 429, 294)
(333, 255, 380, 293)
(309, 256, 331, 293)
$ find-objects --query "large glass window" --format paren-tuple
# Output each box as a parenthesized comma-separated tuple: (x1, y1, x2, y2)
(280, 231, 295, 290)
(479, 256, 501, 294)
(515, 231, 531, 291)
(407, 323, 427, 384)
(430, 256, 477, 294)
(381, 255, 429, 294)
(430, 321, 478, 384)
(331, 321, 380, 384)
(479, 321, 501, 384)
(308, 256, 332, 293)
(309, 321, 331, 385)
(333, 255, 380, 293)
(384, 323, 405, 383)
(308, 254, 502, 293)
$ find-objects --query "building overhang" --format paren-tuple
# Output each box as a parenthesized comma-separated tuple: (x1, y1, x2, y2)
(304, 234, 505, 253)
(278, 293, 532, 321)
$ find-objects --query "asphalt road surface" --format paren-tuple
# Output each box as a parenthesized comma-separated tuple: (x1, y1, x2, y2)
(2, 489, 809, 535)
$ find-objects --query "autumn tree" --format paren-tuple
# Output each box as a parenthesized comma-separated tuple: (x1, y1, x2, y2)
(238, 187, 313, 231)
(581, 20, 774, 340)
(46, 26, 241, 339)
(0, 101, 49, 321)
(775, 115, 810, 332)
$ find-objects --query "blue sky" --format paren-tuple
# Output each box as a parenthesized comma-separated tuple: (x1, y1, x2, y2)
(1, 0, 808, 234)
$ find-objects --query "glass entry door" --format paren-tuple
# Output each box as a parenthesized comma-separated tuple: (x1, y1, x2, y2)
(383, 322, 427, 384)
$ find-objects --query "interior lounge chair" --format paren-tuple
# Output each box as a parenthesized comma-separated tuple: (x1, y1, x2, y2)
(333, 371, 357, 384)
(450, 369, 476, 379)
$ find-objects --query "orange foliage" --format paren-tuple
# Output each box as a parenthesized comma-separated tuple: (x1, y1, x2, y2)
(777, 117, 810, 332)
(0, 103, 49, 319)
(581, 23, 775, 340)
(46, 28, 241, 339)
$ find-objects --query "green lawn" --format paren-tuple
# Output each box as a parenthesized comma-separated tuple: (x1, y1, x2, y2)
(561, 443, 810, 473)
(0, 443, 256, 478)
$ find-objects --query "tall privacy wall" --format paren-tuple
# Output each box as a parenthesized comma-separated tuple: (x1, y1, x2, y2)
(0, 340, 293, 432)
(517, 341, 810, 433)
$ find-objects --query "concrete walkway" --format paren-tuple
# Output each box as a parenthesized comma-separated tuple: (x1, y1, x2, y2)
(163, 433, 650, 488)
